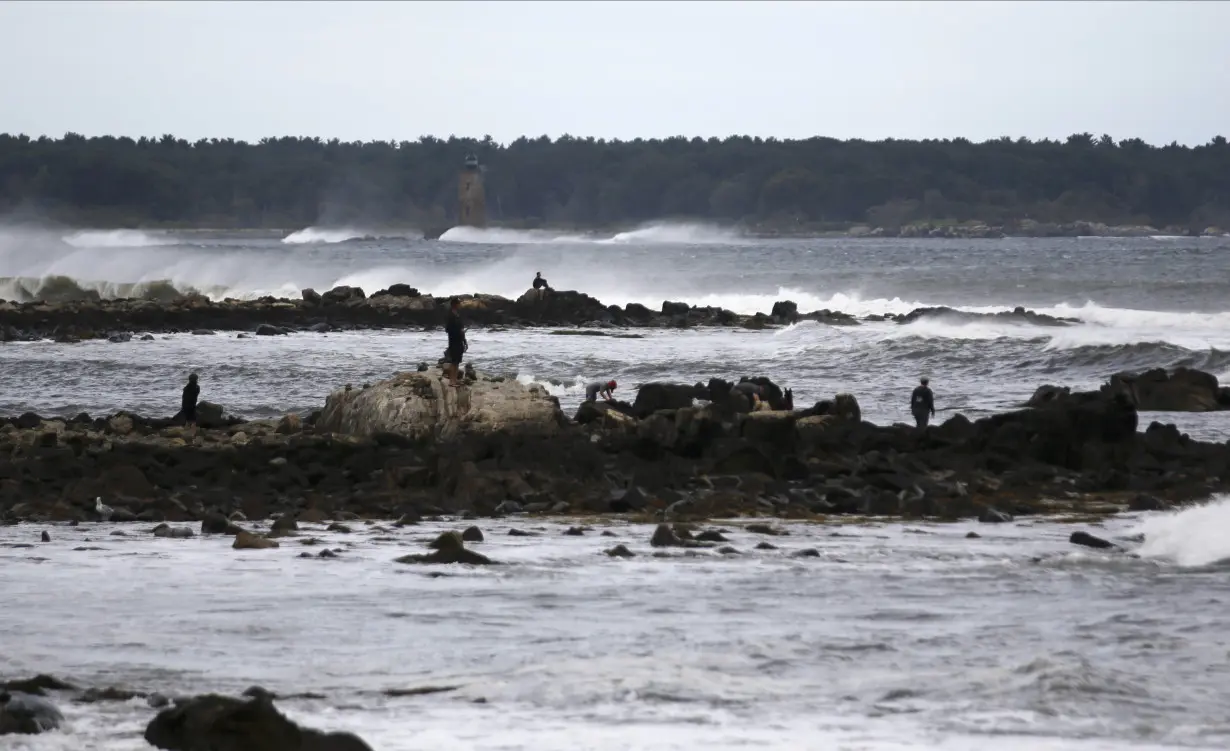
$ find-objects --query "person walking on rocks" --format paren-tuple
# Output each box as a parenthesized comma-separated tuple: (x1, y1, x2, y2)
(444, 297, 468, 388)
(181, 373, 200, 425)
(585, 379, 617, 402)
(911, 377, 936, 430)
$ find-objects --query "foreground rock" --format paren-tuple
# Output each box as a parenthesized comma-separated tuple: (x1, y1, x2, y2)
(0, 691, 64, 735)
(1030, 367, 1230, 412)
(145, 691, 372, 750)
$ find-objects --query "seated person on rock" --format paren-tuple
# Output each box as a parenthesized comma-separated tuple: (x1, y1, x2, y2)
(532, 271, 551, 299)
(585, 379, 617, 402)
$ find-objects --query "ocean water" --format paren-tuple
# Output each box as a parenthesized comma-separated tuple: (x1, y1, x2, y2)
(4, 223, 1230, 749)
(0, 224, 1228, 439)
(4, 502, 1230, 750)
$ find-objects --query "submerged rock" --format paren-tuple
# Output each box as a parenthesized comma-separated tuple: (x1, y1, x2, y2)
(1069, 531, 1119, 550)
(397, 531, 495, 565)
(0, 691, 64, 735)
(233, 530, 279, 550)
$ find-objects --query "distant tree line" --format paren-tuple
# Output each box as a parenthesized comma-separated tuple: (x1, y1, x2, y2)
(0, 131, 1228, 230)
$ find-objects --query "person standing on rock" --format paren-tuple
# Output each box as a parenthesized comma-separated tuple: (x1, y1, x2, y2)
(911, 377, 936, 429)
(585, 379, 617, 402)
(444, 297, 468, 388)
(181, 373, 200, 425)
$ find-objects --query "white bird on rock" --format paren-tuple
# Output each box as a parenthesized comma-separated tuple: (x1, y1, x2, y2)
(95, 497, 113, 523)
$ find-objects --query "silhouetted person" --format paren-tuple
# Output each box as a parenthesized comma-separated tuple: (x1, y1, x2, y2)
(585, 379, 617, 402)
(182, 373, 200, 425)
(911, 377, 935, 429)
(444, 297, 467, 387)
(532, 271, 550, 300)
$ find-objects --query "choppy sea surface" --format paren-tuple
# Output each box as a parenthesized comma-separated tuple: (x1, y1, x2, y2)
(3, 503, 1230, 750)
(1, 223, 1228, 439)
(3, 223, 1230, 749)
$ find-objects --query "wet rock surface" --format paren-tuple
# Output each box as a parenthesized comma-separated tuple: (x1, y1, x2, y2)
(1031, 367, 1230, 413)
(144, 690, 374, 750)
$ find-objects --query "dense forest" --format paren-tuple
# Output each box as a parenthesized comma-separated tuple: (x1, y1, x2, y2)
(0, 132, 1228, 231)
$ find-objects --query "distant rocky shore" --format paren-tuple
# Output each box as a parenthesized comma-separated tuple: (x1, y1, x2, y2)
(1, 366, 1227, 533)
(0, 283, 1083, 342)
(755, 220, 1229, 240)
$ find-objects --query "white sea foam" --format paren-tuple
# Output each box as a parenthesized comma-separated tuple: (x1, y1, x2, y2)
(438, 221, 743, 247)
(60, 229, 178, 248)
(0, 516, 1226, 750)
(1131, 496, 1230, 568)
(281, 226, 367, 244)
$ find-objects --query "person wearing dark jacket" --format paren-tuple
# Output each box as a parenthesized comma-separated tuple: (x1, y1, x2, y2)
(444, 297, 468, 387)
(181, 373, 200, 425)
(910, 377, 935, 429)
(532, 272, 550, 300)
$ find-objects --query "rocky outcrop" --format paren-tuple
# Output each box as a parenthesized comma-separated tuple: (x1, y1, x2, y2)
(2, 366, 1230, 527)
(1105, 368, 1230, 412)
(317, 369, 566, 441)
(0, 285, 879, 341)
(144, 691, 372, 751)
(895, 306, 1078, 327)
(1029, 368, 1230, 412)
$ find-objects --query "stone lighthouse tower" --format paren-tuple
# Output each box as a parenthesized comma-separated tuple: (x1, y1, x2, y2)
(457, 152, 487, 227)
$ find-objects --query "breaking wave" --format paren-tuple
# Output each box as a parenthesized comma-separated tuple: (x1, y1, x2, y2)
(282, 227, 369, 245)
(1131, 496, 1230, 567)
(438, 221, 744, 246)
(0, 275, 199, 303)
(61, 229, 180, 248)
(280, 227, 418, 245)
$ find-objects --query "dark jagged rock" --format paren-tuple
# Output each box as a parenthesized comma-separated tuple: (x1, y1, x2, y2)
(0, 288, 868, 341)
(144, 691, 372, 750)
(1105, 368, 1230, 412)
(895, 305, 1079, 327)
(1029, 368, 1230, 412)
(1070, 531, 1119, 550)
(1, 675, 77, 696)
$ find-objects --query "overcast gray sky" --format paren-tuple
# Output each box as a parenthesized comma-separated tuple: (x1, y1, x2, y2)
(1, 1, 1226, 146)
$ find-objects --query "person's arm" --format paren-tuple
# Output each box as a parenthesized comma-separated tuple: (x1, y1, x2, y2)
(928, 390, 936, 415)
